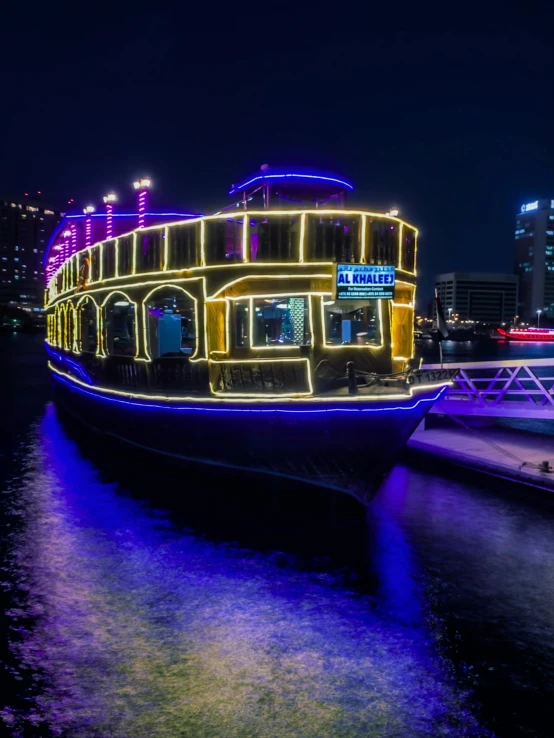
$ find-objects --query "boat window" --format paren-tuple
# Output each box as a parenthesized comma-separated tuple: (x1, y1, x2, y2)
(78, 297, 98, 353)
(90, 245, 101, 281)
(402, 227, 416, 272)
(304, 216, 362, 262)
(369, 220, 398, 265)
(102, 239, 117, 280)
(145, 288, 196, 358)
(54, 305, 63, 347)
(118, 235, 134, 276)
(252, 297, 310, 346)
(68, 306, 77, 351)
(103, 295, 136, 356)
(234, 301, 249, 346)
(249, 216, 299, 261)
(323, 298, 381, 345)
(204, 220, 243, 264)
(167, 223, 199, 269)
(137, 230, 164, 272)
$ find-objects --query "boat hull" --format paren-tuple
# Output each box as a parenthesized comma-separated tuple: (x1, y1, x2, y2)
(50, 368, 449, 505)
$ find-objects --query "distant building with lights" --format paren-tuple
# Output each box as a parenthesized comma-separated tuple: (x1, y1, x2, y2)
(0, 194, 64, 306)
(435, 272, 518, 324)
(514, 199, 554, 318)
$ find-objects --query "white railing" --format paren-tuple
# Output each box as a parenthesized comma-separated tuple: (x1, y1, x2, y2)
(422, 358, 554, 418)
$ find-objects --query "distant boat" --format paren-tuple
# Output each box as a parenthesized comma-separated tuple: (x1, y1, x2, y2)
(497, 327, 554, 342)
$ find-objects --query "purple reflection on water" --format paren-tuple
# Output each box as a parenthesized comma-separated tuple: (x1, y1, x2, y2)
(0, 405, 490, 737)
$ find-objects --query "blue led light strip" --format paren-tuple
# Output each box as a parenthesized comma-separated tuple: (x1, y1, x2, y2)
(229, 173, 354, 195)
(64, 212, 201, 219)
(46, 345, 94, 385)
(52, 370, 447, 414)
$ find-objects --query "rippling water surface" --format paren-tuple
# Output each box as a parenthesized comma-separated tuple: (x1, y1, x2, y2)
(1, 334, 554, 737)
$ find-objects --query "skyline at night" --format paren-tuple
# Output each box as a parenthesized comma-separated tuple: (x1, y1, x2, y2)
(1, 1, 553, 306)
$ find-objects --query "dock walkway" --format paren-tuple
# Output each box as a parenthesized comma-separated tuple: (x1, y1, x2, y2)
(407, 425, 554, 492)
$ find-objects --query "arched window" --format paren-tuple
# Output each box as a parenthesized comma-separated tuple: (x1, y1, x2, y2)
(144, 286, 196, 359)
(77, 296, 99, 353)
(103, 293, 136, 356)
(56, 304, 66, 348)
(68, 305, 77, 352)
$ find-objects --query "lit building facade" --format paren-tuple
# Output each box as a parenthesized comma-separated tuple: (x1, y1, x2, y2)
(0, 194, 64, 305)
(435, 272, 518, 324)
(514, 199, 554, 318)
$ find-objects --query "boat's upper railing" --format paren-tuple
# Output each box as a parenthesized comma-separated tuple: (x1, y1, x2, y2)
(46, 209, 418, 303)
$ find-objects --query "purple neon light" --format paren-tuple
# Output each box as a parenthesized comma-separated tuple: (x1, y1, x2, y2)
(229, 173, 354, 195)
(106, 202, 114, 239)
(64, 212, 201, 219)
(138, 190, 148, 229)
(85, 214, 92, 248)
(43, 212, 202, 267)
(46, 345, 94, 385)
(71, 223, 77, 255)
(52, 370, 447, 414)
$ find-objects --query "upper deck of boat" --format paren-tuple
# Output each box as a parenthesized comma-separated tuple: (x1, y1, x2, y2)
(45, 207, 418, 307)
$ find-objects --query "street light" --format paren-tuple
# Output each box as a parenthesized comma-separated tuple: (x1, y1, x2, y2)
(448, 307, 453, 321)
(537, 309, 542, 328)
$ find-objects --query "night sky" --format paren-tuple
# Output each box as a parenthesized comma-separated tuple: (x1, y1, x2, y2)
(2, 1, 553, 306)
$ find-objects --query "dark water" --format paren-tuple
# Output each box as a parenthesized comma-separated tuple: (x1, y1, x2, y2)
(416, 337, 554, 364)
(1, 334, 554, 737)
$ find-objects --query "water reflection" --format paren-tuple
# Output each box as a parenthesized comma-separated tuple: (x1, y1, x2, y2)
(373, 466, 554, 737)
(1, 406, 489, 737)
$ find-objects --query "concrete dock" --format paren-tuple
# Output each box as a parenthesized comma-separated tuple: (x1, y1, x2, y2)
(407, 424, 554, 492)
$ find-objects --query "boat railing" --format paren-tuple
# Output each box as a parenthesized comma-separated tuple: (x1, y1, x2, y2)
(422, 358, 554, 418)
(46, 210, 418, 305)
(74, 353, 209, 395)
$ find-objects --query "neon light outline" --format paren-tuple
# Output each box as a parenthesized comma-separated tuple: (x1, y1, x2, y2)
(100, 290, 140, 359)
(50, 365, 449, 411)
(142, 284, 200, 361)
(75, 293, 101, 355)
(46, 209, 418, 294)
(45, 208, 417, 275)
(320, 297, 384, 351)
(229, 173, 354, 195)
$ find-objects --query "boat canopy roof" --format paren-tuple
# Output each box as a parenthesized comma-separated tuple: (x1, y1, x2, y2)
(229, 165, 354, 206)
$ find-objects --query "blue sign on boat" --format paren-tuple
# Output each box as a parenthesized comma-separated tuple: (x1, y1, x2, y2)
(335, 264, 396, 300)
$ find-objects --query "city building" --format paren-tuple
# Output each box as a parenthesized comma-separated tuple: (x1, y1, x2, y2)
(514, 199, 554, 319)
(0, 194, 64, 307)
(435, 272, 518, 324)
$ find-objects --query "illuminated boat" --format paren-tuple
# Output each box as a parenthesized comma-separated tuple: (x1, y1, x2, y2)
(497, 327, 554, 342)
(43, 167, 456, 504)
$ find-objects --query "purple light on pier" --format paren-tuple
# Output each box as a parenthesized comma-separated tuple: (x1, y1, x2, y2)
(70, 222, 77, 255)
(133, 178, 151, 229)
(83, 206, 95, 247)
(103, 193, 117, 239)
(62, 229, 71, 262)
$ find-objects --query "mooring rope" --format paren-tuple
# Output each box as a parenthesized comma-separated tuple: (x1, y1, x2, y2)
(448, 414, 554, 474)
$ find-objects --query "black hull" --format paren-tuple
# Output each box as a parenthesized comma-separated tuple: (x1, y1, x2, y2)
(51, 371, 448, 505)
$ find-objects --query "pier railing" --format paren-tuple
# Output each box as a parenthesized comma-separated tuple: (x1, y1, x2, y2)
(422, 358, 554, 418)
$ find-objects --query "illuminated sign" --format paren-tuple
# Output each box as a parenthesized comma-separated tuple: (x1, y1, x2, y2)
(521, 201, 538, 213)
(335, 264, 395, 300)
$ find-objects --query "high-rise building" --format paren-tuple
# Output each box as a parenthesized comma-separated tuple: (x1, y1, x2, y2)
(0, 194, 64, 306)
(514, 199, 554, 318)
(435, 272, 518, 323)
